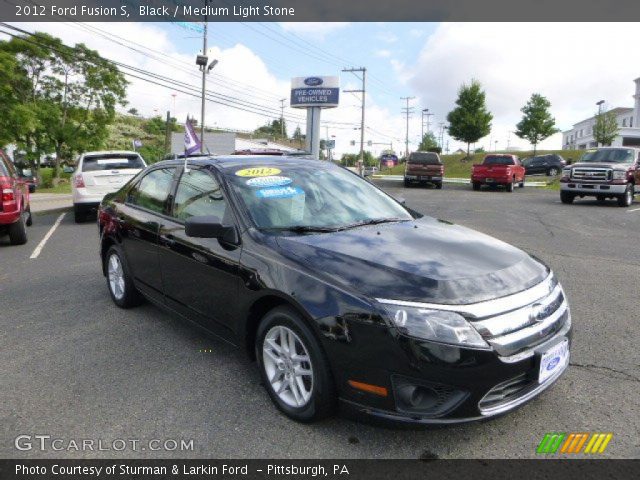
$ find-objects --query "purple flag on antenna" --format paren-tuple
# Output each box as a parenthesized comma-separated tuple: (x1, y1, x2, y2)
(184, 118, 201, 155)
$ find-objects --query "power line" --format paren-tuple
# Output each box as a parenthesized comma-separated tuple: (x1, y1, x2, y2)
(401, 96, 416, 158)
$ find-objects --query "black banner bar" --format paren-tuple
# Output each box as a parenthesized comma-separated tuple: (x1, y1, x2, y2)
(1, 460, 639, 480)
(2, 0, 640, 22)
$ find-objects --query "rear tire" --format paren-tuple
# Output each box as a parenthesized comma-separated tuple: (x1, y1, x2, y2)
(506, 181, 514, 192)
(435, 182, 443, 190)
(472, 182, 481, 191)
(560, 191, 575, 204)
(403, 178, 410, 188)
(8, 212, 28, 245)
(104, 245, 142, 308)
(617, 184, 634, 207)
(74, 205, 85, 223)
(548, 167, 559, 176)
(256, 306, 336, 423)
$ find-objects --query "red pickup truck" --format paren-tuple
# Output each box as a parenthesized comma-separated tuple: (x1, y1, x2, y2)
(0, 150, 32, 245)
(471, 154, 525, 192)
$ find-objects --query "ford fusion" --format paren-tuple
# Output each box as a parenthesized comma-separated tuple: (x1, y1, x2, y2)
(98, 156, 571, 424)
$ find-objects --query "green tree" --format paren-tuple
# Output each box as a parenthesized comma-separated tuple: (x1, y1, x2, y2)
(446, 80, 493, 158)
(515, 93, 558, 156)
(593, 110, 619, 146)
(0, 32, 128, 177)
(340, 151, 375, 167)
(127, 107, 139, 116)
(418, 131, 440, 152)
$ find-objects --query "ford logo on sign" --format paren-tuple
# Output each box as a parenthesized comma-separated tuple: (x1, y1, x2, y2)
(304, 77, 323, 87)
(546, 357, 560, 371)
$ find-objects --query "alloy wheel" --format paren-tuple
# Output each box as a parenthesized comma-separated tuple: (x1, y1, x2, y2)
(262, 325, 314, 408)
(107, 253, 125, 300)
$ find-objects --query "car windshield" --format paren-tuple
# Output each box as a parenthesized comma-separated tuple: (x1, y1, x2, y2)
(82, 154, 145, 172)
(224, 163, 413, 231)
(484, 156, 514, 165)
(408, 152, 441, 164)
(580, 149, 634, 163)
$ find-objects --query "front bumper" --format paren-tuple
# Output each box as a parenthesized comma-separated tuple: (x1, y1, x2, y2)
(560, 182, 627, 195)
(329, 276, 572, 424)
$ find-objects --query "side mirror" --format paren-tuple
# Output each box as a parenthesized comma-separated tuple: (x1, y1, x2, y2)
(393, 196, 406, 205)
(185, 215, 239, 244)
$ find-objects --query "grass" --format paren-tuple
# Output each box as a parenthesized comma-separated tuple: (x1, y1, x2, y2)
(378, 149, 584, 185)
(36, 183, 71, 194)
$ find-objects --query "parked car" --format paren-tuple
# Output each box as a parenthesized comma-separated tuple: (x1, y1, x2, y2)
(17, 167, 38, 193)
(0, 150, 32, 244)
(363, 166, 378, 177)
(522, 154, 566, 176)
(560, 147, 640, 207)
(98, 156, 571, 424)
(403, 151, 444, 188)
(72, 151, 146, 223)
(471, 154, 525, 192)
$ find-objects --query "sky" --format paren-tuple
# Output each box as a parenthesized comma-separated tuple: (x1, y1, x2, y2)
(6, 21, 640, 157)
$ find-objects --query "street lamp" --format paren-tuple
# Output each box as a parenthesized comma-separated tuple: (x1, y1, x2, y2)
(596, 99, 605, 115)
(196, 53, 218, 153)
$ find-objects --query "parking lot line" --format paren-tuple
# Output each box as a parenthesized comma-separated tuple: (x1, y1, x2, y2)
(627, 207, 640, 212)
(29, 212, 66, 259)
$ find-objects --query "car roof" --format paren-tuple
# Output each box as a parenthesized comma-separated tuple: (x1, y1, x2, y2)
(152, 155, 329, 171)
(81, 150, 140, 156)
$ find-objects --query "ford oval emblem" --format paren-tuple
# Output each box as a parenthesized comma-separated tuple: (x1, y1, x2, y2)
(546, 357, 560, 371)
(304, 77, 323, 87)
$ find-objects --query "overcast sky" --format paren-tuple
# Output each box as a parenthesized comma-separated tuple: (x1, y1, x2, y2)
(7, 22, 640, 156)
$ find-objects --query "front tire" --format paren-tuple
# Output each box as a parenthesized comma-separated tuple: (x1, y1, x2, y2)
(560, 191, 575, 204)
(256, 306, 336, 422)
(617, 184, 634, 207)
(104, 245, 142, 308)
(548, 167, 559, 176)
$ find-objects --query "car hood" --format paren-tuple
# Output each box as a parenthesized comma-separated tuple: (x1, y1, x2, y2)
(571, 162, 632, 169)
(276, 217, 548, 305)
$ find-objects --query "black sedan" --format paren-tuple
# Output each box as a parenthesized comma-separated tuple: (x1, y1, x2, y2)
(522, 154, 567, 176)
(98, 156, 571, 424)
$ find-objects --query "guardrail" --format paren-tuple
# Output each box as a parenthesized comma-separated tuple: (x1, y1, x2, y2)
(370, 175, 548, 187)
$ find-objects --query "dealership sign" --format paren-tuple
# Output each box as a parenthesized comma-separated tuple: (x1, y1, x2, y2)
(290, 76, 340, 108)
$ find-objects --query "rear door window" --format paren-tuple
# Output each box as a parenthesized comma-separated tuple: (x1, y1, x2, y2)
(127, 168, 175, 214)
(82, 154, 145, 172)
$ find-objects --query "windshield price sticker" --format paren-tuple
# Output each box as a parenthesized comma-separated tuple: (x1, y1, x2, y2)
(235, 167, 281, 177)
(246, 176, 292, 188)
(255, 186, 304, 199)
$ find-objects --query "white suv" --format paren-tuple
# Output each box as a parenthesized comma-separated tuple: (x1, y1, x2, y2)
(72, 151, 146, 222)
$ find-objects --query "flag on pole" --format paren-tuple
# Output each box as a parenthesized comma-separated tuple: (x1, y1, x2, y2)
(184, 117, 201, 155)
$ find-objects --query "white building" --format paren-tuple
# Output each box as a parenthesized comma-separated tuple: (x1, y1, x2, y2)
(562, 78, 640, 150)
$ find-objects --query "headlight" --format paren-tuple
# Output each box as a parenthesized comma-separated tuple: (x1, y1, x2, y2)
(562, 168, 572, 177)
(612, 170, 626, 180)
(380, 303, 489, 348)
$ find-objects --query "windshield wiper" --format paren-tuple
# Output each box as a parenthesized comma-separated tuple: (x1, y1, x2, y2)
(336, 218, 409, 231)
(268, 225, 341, 233)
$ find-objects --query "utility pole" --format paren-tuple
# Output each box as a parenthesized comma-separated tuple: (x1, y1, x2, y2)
(401, 96, 415, 159)
(343, 67, 366, 174)
(200, 19, 207, 153)
(164, 110, 172, 155)
(438, 122, 446, 149)
(421, 108, 433, 142)
(279, 98, 286, 137)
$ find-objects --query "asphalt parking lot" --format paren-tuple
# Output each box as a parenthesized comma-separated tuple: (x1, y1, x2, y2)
(1, 184, 639, 459)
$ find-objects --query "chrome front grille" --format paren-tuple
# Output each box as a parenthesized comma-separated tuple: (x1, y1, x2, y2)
(469, 275, 570, 357)
(478, 373, 532, 411)
(571, 167, 610, 181)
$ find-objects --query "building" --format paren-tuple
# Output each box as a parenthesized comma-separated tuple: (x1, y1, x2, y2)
(562, 78, 640, 150)
(170, 132, 301, 155)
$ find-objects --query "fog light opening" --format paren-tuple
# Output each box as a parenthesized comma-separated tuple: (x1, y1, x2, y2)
(398, 385, 439, 410)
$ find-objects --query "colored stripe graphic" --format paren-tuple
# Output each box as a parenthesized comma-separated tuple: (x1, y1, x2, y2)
(537, 433, 565, 454)
(540, 432, 612, 454)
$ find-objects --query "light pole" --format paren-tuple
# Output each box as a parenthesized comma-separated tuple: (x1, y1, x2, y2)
(196, 13, 218, 154)
(596, 100, 605, 147)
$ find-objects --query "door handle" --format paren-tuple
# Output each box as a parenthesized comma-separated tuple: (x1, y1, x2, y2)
(160, 234, 176, 246)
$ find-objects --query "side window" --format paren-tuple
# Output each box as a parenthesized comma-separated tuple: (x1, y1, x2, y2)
(173, 168, 227, 222)
(127, 168, 175, 214)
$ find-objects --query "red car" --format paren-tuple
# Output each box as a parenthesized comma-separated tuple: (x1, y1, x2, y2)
(471, 154, 525, 192)
(0, 150, 32, 245)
